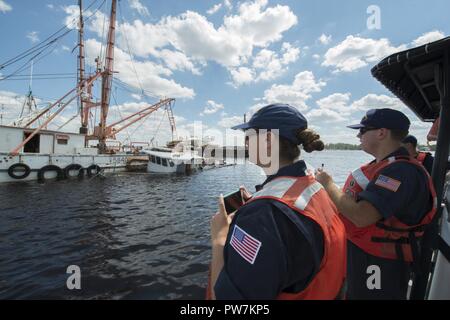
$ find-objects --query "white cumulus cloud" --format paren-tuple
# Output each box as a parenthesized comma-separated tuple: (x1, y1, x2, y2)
(27, 31, 40, 43)
(230, 42, 300, 86)
(207, 3, 223, 15)
(322, 35, 406, 73)
(412, 30, 446, 47)
(0, 0, 12, 13)
(251, 71, 326, 114)
(64, 0, 298, 86)
(318, 34, 332, 45)
(306, 108, 346, 123)
(229, 67, 255, 87)
(129, 0, 149, 16)
(218, 115, 243, 128)
(85, 39, 195, 99)
(202, 100, 225, 115)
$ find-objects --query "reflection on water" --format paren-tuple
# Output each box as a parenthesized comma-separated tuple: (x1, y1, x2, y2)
(0, 150, 372, 299)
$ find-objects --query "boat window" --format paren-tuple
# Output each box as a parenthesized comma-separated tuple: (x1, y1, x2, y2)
(150, 155, 156, 163)
(57, 138, 68, 145)
(156, 157, 161, 165)
(23, 132, 40, 153)
(169, 161, 175, 167)
(162, 158, 168, 167)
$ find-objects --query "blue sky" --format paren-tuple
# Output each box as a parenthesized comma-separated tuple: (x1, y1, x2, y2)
(1, 0, 449, 146)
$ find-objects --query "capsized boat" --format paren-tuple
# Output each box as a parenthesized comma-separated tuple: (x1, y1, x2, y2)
(143, 147, 204, 174)
(371, 36, 450, 299)
(142, 139, 205, 174)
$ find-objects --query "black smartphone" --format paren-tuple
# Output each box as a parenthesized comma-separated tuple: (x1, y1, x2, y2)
(223, 189, 244, 215)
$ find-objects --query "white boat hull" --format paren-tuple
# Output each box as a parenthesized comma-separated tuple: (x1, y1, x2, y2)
(428, 186, 450, 299)
(147, 161, 202, 174)
(143, 147, 204, 174)
(0, 152, 128, 183)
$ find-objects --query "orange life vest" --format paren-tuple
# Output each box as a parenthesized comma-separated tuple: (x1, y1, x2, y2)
(206, 175, 347, 300)
(341, 155, 437, 262)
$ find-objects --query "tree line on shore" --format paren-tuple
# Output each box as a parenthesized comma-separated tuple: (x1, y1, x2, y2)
(324, 143, 361, 150)
(324, 143, 435, 151)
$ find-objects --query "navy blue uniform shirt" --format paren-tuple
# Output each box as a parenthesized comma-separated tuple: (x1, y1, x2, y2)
(357, 147, 432, 225)
(347, 147, 433, 299)
(214, 161, 324, 299)
(421, 153, 434, 175)
(419, 152, 450, 175)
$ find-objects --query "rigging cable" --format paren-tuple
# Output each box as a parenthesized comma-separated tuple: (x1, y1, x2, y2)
(117, 0, 148, 101)
(0, 0, 102, 70)
(150, 107, 169, 145)
(111, 88, 132, 143)
(112, 78, 158, 99)
(0, 0, 107, 83)
(98, 0, 108, 67)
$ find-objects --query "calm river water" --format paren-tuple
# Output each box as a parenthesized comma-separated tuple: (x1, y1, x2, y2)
(0, 150, 372, 299)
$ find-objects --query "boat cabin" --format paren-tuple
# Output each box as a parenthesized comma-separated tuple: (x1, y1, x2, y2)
(0, 125, 96, 155)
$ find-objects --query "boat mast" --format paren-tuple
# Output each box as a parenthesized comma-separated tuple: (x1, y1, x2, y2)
(77, 0, 86, 133)
(98, 0, 117, 153)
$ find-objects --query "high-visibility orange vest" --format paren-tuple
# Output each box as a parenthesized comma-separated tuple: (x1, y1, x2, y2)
(206, 175, 347, 300)
(341, 155, 437, 261)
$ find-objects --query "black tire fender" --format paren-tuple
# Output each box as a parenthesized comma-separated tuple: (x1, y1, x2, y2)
(8, 163, 31, 179)
(64, 164, 84, 178)
(37, 165, 64, 182)
(86, 164, 102, 177)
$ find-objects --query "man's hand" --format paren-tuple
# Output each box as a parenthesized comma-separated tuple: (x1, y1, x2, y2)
(315, 168, 334, 189)
(315, 169, 383, 228)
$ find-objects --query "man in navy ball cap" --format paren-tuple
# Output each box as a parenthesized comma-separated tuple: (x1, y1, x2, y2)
(316, 108, 435, 300)
(346, 108, 410, 131)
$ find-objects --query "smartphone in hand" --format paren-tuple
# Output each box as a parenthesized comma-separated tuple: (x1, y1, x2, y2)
(223, 189, 244, 215)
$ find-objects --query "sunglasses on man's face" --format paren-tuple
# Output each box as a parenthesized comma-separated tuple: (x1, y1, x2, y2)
(359, 127, 379, 135)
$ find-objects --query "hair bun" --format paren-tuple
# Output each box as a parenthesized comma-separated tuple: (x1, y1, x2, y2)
(297, 129, 325, 153)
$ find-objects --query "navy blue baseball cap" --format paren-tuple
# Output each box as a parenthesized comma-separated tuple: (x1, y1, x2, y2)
(347, 108, 410, 131)
(403, 135, 418, 145)
(231, 103, 307, 144)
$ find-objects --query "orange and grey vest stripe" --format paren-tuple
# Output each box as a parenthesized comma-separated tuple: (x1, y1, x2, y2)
(207, 175, 347, 300)
(341, 155, 437, 262)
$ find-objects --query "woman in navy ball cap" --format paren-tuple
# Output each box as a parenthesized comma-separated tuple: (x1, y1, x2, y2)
(207, 103, 347, 300)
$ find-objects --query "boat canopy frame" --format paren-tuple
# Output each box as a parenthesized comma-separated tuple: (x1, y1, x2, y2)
(371, 36, 450, 299)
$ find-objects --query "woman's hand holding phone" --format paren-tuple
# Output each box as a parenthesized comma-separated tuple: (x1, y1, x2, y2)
(210, 195, 235, 247)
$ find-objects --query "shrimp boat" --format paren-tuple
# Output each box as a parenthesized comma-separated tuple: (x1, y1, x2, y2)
(371, 36, 450, 299)
(0, 0, 175, 183)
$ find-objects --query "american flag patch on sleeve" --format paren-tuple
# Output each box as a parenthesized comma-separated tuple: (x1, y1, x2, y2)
(375, 174, 401, 192)
(230, 225, 262, 265)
